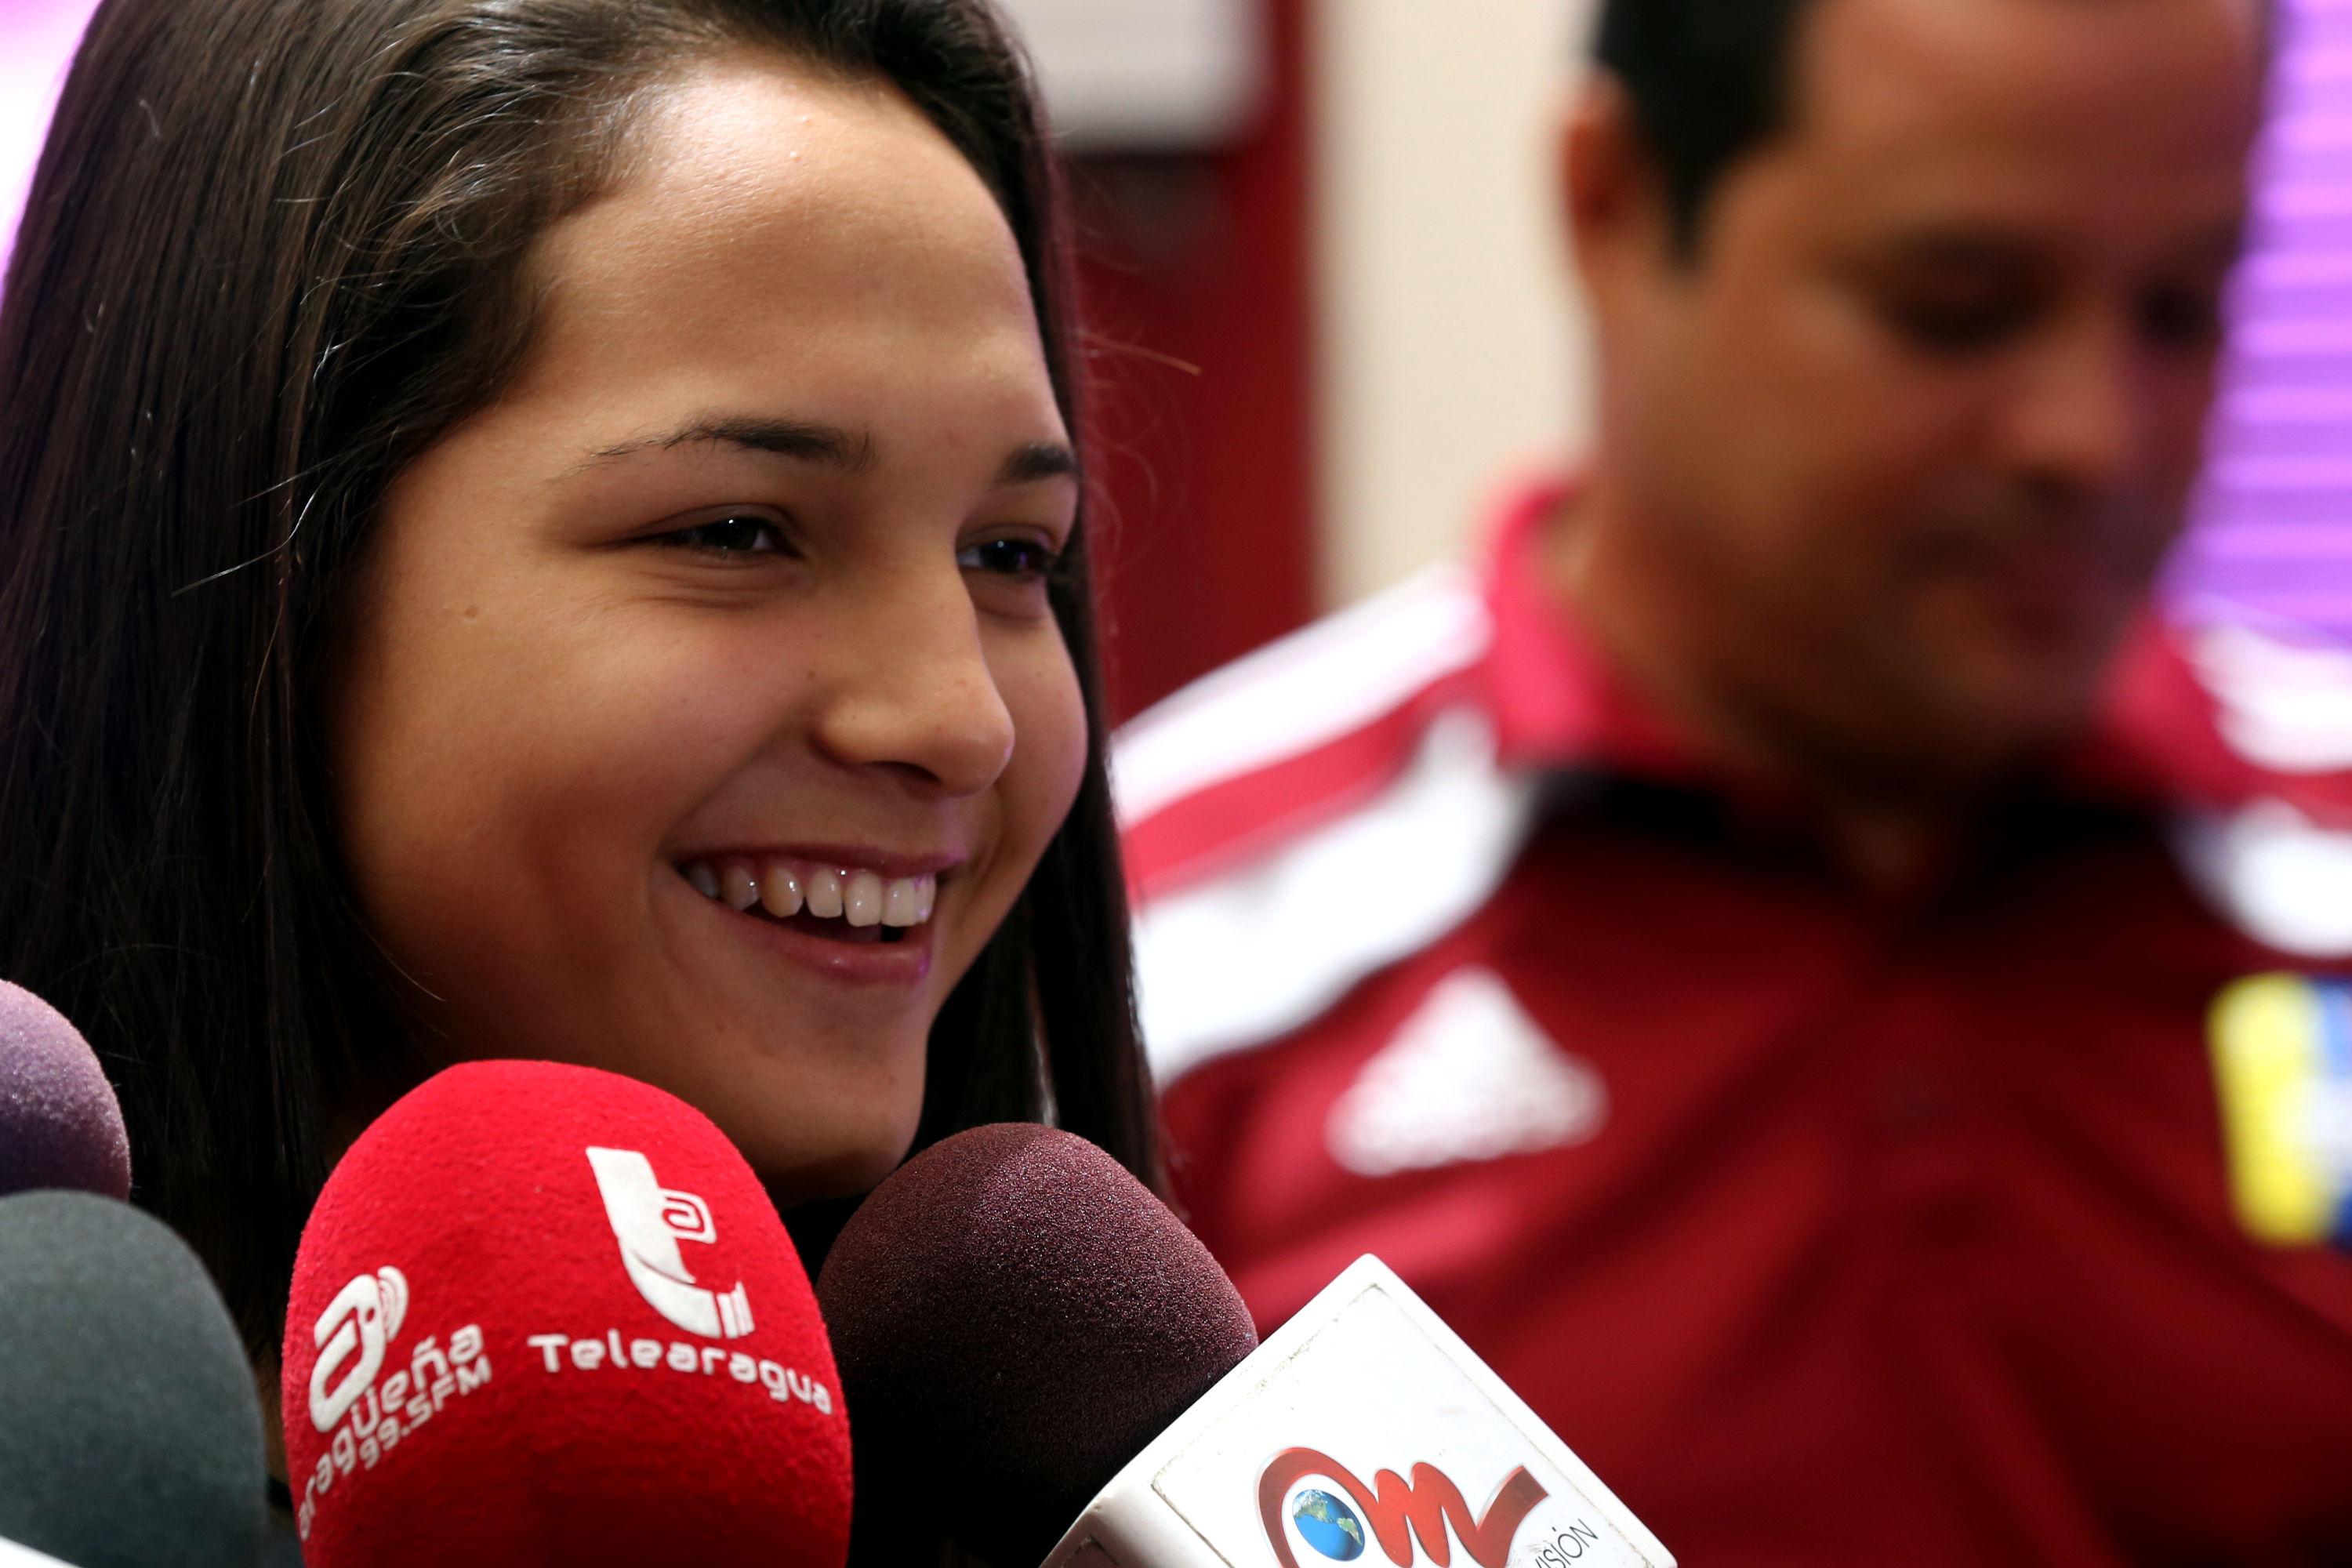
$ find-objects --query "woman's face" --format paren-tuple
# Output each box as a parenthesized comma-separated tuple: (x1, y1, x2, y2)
(331, 55, 1087, 1200)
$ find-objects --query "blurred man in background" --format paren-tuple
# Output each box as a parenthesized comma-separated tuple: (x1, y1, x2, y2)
(1119, 0, 2352, 1560)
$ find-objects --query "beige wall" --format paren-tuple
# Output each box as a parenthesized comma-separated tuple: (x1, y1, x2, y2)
(1312, 0, 1599, 608)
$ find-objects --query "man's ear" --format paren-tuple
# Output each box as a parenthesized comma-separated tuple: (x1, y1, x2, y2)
(1560, 73, 1678, 307)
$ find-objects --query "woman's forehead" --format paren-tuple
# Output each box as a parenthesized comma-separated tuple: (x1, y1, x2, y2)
(481, 53, 1056, 472)
(544, 54, 1025, 314)
(508, 55, 1042, 402)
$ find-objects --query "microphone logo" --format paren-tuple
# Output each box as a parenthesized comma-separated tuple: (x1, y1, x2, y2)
(1258, 1450, 1549, 1568)
(310, 1266, 409, 1433)
(586, 1146, 755, 1340)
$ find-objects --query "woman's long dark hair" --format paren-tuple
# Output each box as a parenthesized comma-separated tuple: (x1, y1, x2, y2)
(0, 0, 1154, 1363)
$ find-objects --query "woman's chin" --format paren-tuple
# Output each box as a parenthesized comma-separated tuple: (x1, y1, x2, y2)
(748, 1121, 924, 1207)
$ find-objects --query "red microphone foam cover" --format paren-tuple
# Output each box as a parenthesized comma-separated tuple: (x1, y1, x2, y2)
(284, 1060, 850, 1568)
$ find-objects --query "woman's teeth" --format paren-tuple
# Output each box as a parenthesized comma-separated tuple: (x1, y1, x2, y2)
(805, 867, 844, 920)
(681, 856, 936, 929)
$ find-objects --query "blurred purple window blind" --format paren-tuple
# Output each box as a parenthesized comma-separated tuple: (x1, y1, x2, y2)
(2178, 0, 2352, 643)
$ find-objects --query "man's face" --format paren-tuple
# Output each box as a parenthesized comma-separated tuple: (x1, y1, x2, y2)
(1584, 0, 2264, 787)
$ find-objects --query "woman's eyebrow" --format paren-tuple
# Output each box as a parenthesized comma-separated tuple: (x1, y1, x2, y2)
(586, 416, 880, 471)
(580, 421, 1077, 486)
(998, 441, 1080, 485)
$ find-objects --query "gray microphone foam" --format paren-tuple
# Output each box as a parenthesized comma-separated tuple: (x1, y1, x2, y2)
(0, 1191, 267, 1568)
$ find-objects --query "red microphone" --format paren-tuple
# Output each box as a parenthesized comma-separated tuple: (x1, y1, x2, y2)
(282, 1059, 851, 1568)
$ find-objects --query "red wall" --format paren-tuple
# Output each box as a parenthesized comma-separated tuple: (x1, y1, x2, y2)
(1069, 0, 1318, 724)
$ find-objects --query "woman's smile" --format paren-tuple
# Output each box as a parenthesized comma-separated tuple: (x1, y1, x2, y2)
(671, 849, 958, 987)
(681, 855, 944, 939)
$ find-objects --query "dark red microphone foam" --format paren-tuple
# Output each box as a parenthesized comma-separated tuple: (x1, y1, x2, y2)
(817, 1123, 1258, 1568)
(0, 979, 130, 1201)
(284, 1059, 851, 1568)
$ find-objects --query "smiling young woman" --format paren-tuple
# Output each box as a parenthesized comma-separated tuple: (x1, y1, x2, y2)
(0, 0, 1152, 1379)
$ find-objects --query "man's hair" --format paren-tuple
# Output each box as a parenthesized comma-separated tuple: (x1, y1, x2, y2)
(1593, 0, 1814, 256)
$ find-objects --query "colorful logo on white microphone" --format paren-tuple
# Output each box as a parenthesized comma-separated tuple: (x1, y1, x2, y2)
(1258, 1450, 1554, 1568)
(586, 1146, 755, 1339)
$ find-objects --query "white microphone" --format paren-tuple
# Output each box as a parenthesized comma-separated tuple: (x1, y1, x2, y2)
(1040, 1255, 1668, 1568)
(816, 1124, 1672, 1568)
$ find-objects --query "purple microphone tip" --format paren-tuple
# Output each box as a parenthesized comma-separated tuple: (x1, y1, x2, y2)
(0, 979, 131, 1200)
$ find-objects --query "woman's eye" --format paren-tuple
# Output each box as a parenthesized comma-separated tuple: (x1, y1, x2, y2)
(959, 536, 1058, 579)
(661, 514, 784, 555)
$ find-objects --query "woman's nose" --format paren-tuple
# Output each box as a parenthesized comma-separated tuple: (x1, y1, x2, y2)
(804, 564, 1018, 798)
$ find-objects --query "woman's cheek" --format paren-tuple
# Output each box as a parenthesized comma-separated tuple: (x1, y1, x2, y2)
(936, 622, 1084, 985)
(997, 622, 1090, 855)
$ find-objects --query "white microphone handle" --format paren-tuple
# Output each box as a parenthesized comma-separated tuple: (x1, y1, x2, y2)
(1040, 1256, 1673, 1568)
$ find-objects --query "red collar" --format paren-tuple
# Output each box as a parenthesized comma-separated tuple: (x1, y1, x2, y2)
(1472, 477, 2267, 815)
